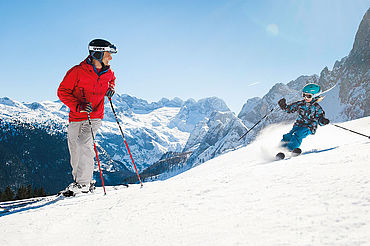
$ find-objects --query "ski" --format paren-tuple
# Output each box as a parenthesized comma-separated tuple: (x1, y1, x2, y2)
(58, 183, 129, 197)
(58, 190, 75, 197)
(1, 184, 131, 215)
(0, 197, 50, 211)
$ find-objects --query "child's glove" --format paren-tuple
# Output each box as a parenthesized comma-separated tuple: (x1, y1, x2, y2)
(320, 117, 330, 125)
(278, 98, 287, 110)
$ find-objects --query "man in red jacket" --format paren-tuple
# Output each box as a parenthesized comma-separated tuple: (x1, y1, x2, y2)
(57, 39, 117, 195)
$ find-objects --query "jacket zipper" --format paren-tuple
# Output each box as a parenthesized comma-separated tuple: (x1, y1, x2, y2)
(96, 76, 100, 108)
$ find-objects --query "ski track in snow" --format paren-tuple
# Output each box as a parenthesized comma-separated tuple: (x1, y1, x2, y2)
(0, 117, 369, 246)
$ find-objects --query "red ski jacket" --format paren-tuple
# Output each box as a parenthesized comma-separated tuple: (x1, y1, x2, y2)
(57, 57, 116, 122)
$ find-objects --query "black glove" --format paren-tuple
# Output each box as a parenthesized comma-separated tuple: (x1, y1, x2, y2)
(106, 87, 115, 98)
(320, 117, 330, 125)
(278, 98, 287, 110)
(77, 102, 93, 113)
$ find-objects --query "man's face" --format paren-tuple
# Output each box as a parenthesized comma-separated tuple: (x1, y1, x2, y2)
(102, 51, 112, 65)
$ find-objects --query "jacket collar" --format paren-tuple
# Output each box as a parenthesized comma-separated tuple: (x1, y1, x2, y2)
(81, 56, 111, 76)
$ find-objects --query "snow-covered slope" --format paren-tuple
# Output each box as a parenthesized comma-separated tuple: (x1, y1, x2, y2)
(1, 117, 369, 245)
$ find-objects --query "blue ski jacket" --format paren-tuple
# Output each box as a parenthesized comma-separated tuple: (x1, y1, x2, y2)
(282, 98, 326, 134)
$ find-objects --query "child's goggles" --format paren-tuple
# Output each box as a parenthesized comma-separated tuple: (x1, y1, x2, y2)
(303, 93, 313, 99)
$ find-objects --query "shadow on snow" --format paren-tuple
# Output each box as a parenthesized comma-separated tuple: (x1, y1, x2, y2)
(0, 196, 63, 217)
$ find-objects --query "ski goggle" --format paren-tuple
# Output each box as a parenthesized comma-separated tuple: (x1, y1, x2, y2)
(89, 44, 117, 54)
(302, 93, 313, 99)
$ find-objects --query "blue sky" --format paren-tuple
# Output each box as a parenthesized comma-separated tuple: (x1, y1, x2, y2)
(0, 0, 368, 113)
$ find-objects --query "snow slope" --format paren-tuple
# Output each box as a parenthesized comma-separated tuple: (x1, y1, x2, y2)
(1, 117, 369, 246)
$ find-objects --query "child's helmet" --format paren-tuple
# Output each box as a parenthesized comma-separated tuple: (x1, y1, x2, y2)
(302, 83, 321, 97)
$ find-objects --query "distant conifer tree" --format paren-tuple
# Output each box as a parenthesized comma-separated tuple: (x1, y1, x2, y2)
(38, 187, 46, 197)
(4, 186, 15, 201)
(33, 187, 39, 197)
(34, 187, 47, 197)
(26, 184, 34, 199)
(16, 185, 27, 200)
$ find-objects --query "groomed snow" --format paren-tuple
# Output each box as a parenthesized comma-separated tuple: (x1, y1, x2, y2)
(1, 117, 369, 245)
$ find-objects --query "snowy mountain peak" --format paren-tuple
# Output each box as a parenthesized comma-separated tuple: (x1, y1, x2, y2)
(0, 97, 16, 107)
(168, 96, 230, 132)
(286, 74, 319, 91)
(0, 97, 27, 109)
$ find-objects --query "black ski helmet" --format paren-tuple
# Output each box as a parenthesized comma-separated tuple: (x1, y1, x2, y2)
(88, 39, 117, 62)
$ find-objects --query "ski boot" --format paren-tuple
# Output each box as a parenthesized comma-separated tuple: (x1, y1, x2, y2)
(275, 152, 285, 160)
(292, 148, 302, 157)
(89, 180, 96, 192)
(59, 182, 90, 197)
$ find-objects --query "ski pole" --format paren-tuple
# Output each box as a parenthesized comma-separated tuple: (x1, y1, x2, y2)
(87, 113, 107, 195)
(239, 107, 276, 141)
(332, 124, 370, 139)
(108, 98, 143, 188)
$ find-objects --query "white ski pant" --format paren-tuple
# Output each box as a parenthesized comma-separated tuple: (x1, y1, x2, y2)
(67, 119, 102, 185)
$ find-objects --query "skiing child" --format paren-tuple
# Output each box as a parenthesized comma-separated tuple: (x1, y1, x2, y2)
(277, 83, 330, 158)
(57, 39, 117, 196)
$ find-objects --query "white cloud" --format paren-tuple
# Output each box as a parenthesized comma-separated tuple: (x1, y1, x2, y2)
(248, 82, 261, 87)
(266, 24, 279, 36)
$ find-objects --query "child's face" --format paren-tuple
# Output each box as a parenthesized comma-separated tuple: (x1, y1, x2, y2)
(303, 93, 313, 102)
(304, 97, 313, 102)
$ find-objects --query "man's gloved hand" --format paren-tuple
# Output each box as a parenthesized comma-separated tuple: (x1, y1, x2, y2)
(77, 102, 93, 113)
(320, 117, 330, 125)
(106, 87, 115, 98)
(278, 98, 287, 110)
